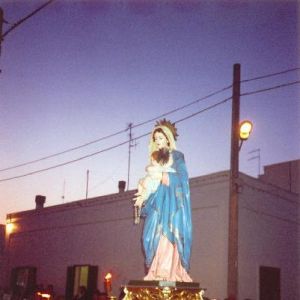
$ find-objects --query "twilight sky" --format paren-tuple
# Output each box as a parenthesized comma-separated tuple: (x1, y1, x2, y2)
(0, 0, 299, 224)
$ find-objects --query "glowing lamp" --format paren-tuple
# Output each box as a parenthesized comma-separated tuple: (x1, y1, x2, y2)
(239, 120, 253, 141)
(37, 292, 51, 299)
(6, 222, 14, 234)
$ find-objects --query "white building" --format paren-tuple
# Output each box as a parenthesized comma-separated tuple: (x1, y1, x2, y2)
(1, 160, 299, 300)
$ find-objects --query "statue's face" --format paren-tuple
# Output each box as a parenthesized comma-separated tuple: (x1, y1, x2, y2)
(154, 131, 168, 149)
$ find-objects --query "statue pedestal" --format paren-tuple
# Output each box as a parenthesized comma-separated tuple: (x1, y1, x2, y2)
(123, 280, 205, 300)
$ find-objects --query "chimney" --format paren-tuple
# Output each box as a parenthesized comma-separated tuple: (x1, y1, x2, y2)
(35, 195, 46, 209)
(118, 181, 126, 193)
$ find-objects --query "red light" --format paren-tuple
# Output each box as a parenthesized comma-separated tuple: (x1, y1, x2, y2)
(104, 272, 112, 293)
(36, 292, 51, 299)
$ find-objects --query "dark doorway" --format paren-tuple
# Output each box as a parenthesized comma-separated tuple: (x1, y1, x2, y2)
(65, 265, 98, 300)
(10, 266, 37, 300)
(259, 266, 280, 300)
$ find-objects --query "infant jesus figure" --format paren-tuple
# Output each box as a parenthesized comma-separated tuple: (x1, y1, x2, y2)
(133, 149, 175, 222)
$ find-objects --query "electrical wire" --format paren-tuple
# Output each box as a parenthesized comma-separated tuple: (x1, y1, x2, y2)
(2, 0, 56, 39)
(0, 97, 231, 182)
(0, 83, 232, 172)
(0, 138, 135, 182)
(1, 1, 298, 175)
(1, 69, 299, 174)
(132, 84, 232, 128)
(0, 128, 128, 172)
(241, 80, 300, 97)
(175, 96, 232, 125)
(241, 67, 300, 83)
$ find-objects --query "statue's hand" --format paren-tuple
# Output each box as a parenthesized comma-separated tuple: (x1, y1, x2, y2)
(133, 193, 144, 208)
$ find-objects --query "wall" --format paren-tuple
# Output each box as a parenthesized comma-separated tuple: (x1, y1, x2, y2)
(0, 224, 5, 288)
(238, 173, 299, 300)
(2, 169, 299, 300)
(259, 159, 300, 194)
(4, 191, 142, 296)
(189, 172, 229, 299)
(2, 172, 230, 299)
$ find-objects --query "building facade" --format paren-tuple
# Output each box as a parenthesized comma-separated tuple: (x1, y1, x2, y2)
(1, 161, 299, 300)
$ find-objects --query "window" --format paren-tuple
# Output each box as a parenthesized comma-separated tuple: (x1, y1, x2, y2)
(73, 266, 89, 295)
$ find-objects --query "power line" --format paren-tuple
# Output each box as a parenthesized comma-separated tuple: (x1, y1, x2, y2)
(175, 96, 232, 125)
(240, 80, 300, 97)
(241, 67, 300, 83)
(2, 0, 56, 39)
(0, 1, 298, 174)
(0, 97, 231, 182)
(0, 83, 232, 172)
(0, 138, 134, 182)
(0, 127, 128, 172)
(132, 84, 232, 128)
(1, 70, 299, 174)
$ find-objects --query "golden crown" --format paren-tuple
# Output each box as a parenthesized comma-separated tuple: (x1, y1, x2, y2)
(155, 119, 178, 140)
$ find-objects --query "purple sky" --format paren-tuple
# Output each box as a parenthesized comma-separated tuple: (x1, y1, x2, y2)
(0, 0, 299, 224)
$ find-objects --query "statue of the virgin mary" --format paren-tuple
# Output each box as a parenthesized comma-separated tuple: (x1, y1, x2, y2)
(134, 119, 193, 282)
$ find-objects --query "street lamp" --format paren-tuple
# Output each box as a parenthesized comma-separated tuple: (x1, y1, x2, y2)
(239, 120, 253, 150)
(6, 219, 14, 235)
(5, 217, 15, 286)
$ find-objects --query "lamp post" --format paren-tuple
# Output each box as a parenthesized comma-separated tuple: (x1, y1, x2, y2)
(228, 64, 253, 300)
(227, 63, 240, 300)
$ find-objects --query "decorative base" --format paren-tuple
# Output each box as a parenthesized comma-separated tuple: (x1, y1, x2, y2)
(123, 280, 205, 300)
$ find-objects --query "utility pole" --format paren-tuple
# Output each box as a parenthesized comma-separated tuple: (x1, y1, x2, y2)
(227, 63, 240, 299)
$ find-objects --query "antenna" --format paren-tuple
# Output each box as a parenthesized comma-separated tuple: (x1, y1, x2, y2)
(86, 169, 89, 199)
(127, 123, 137, 191)
(248, 148, 261, 177)
(61, 180, 66, 203)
